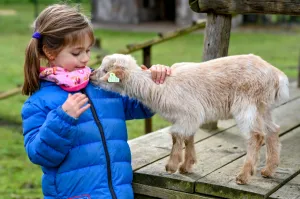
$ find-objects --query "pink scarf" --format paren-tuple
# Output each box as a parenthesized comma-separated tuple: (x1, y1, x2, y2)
(39, 66, 91, 92)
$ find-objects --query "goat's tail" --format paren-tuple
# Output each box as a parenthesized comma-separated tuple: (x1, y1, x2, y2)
(275, 73, 289, 104)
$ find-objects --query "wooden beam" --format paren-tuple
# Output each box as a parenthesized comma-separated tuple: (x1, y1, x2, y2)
(119, 20, 206, 54)
(189, 0, 300, 16)
(0, 87, 22, 100)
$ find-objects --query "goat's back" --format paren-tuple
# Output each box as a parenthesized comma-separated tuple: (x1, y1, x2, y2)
(169, 54, 284, 97)
(159, 54, 288, 119)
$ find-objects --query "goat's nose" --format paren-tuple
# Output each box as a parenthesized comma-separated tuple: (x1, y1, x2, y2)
(89, 71, 96, 80)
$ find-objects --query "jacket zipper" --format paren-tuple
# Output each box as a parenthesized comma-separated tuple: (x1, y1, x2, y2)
(81, 89, 117, 199)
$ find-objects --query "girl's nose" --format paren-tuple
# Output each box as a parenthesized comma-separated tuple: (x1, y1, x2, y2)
(81, 53, 90, 64)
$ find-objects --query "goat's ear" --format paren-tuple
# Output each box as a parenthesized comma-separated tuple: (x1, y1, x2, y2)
(141, 65, 148, 70)
(111, 69, 125, 80)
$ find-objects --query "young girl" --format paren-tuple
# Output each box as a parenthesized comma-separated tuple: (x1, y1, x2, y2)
(21, 4, 171, 199)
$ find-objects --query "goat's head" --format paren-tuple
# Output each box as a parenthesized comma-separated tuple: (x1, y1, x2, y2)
(90, 53, 140, 91)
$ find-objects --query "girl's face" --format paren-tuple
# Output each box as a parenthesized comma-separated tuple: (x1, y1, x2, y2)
(51, 34, 92, 72)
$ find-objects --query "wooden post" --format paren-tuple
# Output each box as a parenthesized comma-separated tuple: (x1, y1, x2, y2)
(143, 46, 153, 134)
(201, 13, 232, 130)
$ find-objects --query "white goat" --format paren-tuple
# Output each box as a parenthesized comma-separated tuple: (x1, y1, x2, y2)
(90, 53, 289, 184)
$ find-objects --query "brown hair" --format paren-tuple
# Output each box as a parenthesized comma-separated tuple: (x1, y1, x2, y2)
(22, 4, 95, 95)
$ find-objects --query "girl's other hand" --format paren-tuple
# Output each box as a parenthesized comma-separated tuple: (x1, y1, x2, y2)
(62, 93, 90, 119)
(147, 64, 171, 84)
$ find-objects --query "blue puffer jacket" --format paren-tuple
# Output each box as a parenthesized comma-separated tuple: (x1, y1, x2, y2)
(21, 80, 154, 199)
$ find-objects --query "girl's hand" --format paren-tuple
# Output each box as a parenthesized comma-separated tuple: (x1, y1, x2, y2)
(62, 93, 90, 119)
(147, 64, 171, 84)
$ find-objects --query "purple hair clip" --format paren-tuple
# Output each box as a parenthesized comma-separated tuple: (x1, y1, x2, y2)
(32, 32, 42, 39)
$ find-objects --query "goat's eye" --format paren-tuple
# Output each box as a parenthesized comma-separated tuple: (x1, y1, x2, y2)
(103, 69, 107, 73)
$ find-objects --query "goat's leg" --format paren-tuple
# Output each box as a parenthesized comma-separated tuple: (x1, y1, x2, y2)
(165, 133, 183, 173)
(261, 111, 281, 177)
(179, 135, 196, 174)
(236, 131, 264, 184)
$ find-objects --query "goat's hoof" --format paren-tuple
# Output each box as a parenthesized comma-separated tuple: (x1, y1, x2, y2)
(165, 164, 178, 174)
(261, 168, 273, 178)
(236, 173, 249, 185)
(178, 162, 194, 174)
(179, 166, 192, 174)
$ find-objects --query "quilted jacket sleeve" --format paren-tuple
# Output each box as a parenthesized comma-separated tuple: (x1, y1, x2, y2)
(122, 96, 154, 120)
(21, 101, 78, 167)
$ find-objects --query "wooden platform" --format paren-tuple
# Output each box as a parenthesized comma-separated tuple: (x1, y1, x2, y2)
(129, 82, 300, 199)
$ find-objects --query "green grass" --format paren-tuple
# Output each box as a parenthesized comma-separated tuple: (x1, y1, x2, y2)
(0, 126, 42, 198)
(0, 3, 300, 197)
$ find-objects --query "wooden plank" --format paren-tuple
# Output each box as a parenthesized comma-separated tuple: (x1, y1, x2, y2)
(133, 183, 214, 199)
(269, 173, 300, 199)
(135, 193, 157, 199)
(189, 0, 300, 16)
(195, 121, 300, 198)
(130, 120, 235, 171)
(201, 12, 231, 130)
(133, 97, 300, 194)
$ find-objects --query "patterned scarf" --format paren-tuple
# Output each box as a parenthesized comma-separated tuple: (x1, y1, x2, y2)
(39, 66, 91, 92)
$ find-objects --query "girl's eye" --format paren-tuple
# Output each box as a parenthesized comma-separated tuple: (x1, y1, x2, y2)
(86, 49, 90, 53)
(72, 52, 80, 56)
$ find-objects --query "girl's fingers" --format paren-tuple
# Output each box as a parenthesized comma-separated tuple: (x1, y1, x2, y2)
(73, 94, 86, 103)
(160, 65, 169, 83)
(78, 103, 91, 115)
(166, 67, 171, 75)
(77, 97, 89, 108)
(155, 66, 162, 84)
(150, 65, 157, 82)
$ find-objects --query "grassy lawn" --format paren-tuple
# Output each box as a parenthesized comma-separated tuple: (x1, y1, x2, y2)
(0, 2, 299, 197)
(0, 126, 42, 198)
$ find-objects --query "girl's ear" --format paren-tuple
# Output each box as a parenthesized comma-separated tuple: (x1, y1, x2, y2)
(42, 45, 55, 61)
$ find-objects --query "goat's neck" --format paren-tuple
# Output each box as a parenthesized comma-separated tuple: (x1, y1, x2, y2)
(123, 69, 163, 108)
